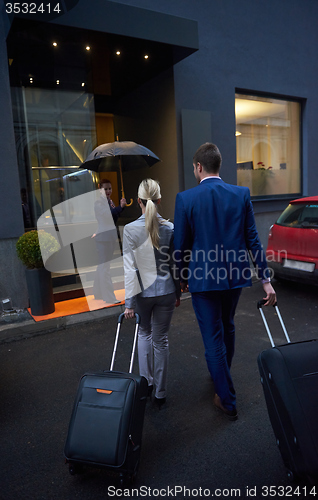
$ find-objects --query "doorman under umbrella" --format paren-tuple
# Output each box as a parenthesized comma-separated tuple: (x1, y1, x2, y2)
(80, 140, 161, 206)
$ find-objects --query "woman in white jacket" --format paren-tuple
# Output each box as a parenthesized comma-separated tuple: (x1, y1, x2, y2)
(123, 179, 180, 408)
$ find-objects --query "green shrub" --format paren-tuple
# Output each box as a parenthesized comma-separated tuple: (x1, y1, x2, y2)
(16, 230, 60, 269)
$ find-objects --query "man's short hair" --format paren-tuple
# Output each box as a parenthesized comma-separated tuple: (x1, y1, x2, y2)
(99, 179, 112, 187)
(193, 143, 222, 174)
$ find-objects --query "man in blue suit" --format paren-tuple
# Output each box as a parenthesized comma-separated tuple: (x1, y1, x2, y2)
(174, 143, 276, 420)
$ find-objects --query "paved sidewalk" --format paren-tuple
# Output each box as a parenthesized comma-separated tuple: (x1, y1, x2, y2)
(0, 292, 190, 344)
(0, 280, 317, 499)
(0, 301, 125, 344)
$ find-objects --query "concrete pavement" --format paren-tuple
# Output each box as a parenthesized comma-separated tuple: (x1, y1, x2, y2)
(0, 279, 317, 499)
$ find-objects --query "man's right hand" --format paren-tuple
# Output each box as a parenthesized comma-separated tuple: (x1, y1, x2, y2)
(262, 282, 276, 306)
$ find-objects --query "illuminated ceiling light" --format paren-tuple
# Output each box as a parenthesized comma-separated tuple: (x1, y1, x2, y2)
(116, 50, 121, 55)
(235, 131, 241, 136)
(144, 54, 149, 59)
(85, 46, 91, 51)
(53, 42, 58, 47)
(56, 79, 60, 85)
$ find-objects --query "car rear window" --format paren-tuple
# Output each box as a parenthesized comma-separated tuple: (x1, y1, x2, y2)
(276, 203, 318, 228)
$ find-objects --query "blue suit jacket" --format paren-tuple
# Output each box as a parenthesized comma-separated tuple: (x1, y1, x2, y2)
(174, 178, 269, 292)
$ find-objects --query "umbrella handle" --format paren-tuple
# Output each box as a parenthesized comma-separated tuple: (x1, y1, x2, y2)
(118, 157, 134, 207)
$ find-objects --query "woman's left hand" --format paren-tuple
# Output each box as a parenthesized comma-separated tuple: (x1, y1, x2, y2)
(125, 308, 135, 319)
(175, 298, 181, 308)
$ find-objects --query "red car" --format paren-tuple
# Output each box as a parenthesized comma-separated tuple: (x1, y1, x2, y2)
(266, 196, 318, 285)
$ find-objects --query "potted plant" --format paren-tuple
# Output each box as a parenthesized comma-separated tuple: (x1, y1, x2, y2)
(16, 230, 60, 316)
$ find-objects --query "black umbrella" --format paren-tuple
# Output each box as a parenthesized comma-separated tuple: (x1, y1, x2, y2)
(80, 140, 161, 206)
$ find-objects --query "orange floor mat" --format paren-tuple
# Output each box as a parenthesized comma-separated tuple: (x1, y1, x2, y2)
(28, 289, 125, 322)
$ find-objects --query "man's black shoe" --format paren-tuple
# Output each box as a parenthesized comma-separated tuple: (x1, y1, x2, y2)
(213, 394, 238, 421)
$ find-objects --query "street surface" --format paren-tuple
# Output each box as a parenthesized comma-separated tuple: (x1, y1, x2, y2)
(0, 279, 317, 499)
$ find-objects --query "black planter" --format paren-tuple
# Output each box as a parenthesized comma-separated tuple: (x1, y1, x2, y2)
(25, 267, 55, 316)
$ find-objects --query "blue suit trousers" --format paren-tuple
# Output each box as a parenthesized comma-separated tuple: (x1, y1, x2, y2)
(191, 288, 242, 411)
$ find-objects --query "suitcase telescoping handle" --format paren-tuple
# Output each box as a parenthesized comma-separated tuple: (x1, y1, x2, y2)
(257, 300, 291, 348)
(110, 313, 141, 373)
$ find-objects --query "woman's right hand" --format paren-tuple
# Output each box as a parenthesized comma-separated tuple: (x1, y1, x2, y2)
(125, 307, 135, 319)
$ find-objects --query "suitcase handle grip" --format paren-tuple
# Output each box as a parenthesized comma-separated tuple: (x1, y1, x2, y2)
(257, 299, 278, 309)
(257, 300, 290, 347)
(117, 312, 140, 324)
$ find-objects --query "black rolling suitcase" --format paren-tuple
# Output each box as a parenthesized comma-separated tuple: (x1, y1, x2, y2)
(64, 313, 148, 483)
(257, 300, 318, 484)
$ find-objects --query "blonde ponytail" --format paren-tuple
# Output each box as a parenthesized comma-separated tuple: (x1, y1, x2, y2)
(138, 179, 161, 249)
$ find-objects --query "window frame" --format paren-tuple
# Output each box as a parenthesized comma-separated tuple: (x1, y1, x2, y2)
(235, 89, 303, 201)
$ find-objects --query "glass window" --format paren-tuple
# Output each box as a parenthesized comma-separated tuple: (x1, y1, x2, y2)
(277, 203, 318, 228)
(11, 87, 98, 227)
(235, 94, 301, 198)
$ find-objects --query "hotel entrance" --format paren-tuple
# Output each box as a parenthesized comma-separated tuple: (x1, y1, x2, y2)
(6, 13, 193, 312)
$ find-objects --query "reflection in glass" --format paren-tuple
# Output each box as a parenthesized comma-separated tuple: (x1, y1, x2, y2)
(11, 87, 97, 227)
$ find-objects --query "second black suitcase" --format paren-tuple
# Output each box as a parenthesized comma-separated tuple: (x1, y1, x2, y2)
(257, 300, 318, 484)
(64, 313, 148, 484)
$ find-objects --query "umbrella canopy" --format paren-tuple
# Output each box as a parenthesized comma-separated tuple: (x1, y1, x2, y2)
(80, 141, 161, 206)
(81, 141, 160, 172)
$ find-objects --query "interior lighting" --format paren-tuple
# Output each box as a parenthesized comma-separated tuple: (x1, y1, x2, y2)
(235, 131, 241, 136)
(53, 42, 58, 47)
(62, 132, 84, 162)
(81, 82, 85, 87)
(30, 77, 33, 83)
(56, 79, 60, 85)
(144, 54, 149, 59)
(85, 46, 91, 51)
(116, 51, 121, 55)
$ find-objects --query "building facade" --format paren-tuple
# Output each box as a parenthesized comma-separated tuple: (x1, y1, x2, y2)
(1, 0, 317, 310)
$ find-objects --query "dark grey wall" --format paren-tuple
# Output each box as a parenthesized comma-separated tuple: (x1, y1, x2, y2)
(114, 0, 318, 200)
(109, 0, 318, 244)
(0, 239, 28, 309)
(114, 68, 179, 220)
(47, 0, 199, 51)
(181, 109, 212, 191)
(170, 0, 317, 198)
(0, 13, 24, 240)
(0, 10, 28, 308)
